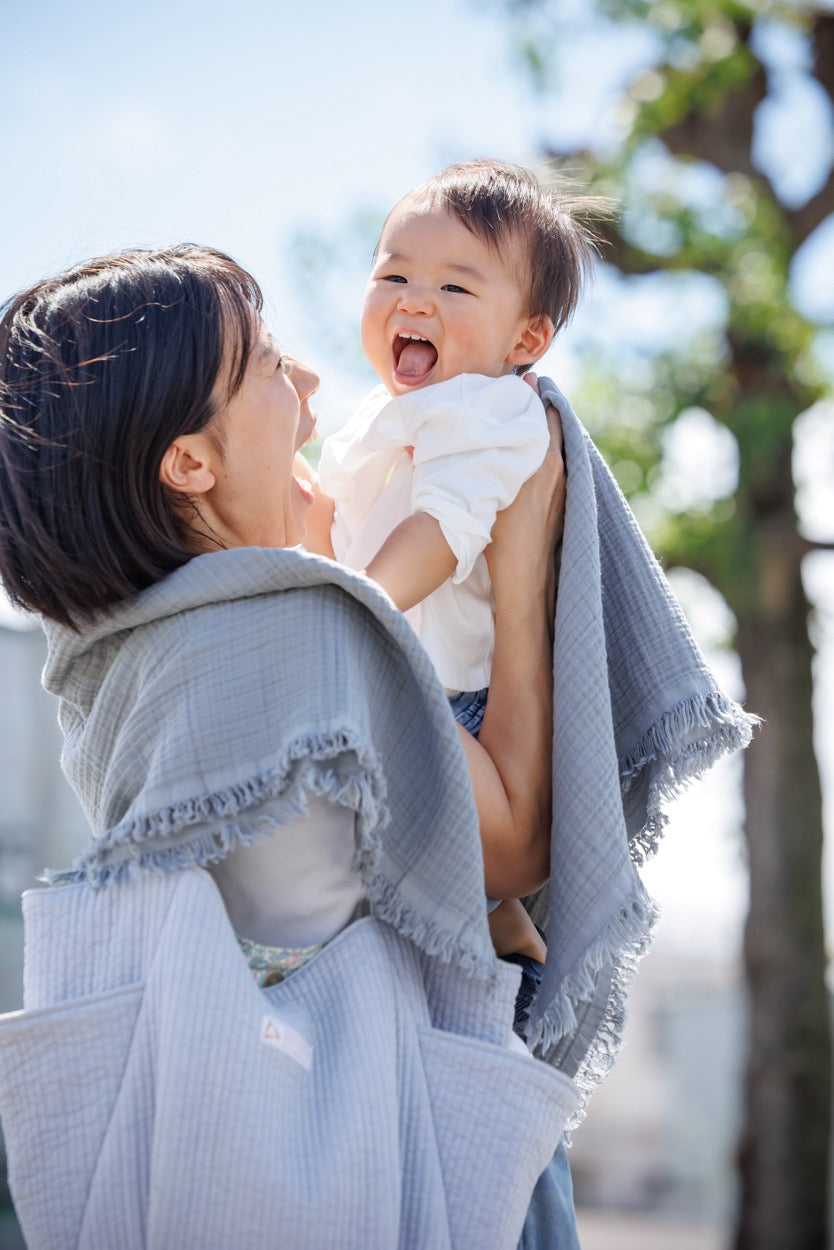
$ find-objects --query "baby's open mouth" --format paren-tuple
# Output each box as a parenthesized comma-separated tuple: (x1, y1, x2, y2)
(393, 333, 438, 383)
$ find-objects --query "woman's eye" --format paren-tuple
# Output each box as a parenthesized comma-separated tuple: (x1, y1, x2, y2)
(275, 355, 285, 372)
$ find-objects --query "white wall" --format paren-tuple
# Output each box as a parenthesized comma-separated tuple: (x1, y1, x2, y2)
(0, 625, 89, 1012)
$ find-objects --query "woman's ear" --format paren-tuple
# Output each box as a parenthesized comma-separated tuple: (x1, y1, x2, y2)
(506, 314, 556, 369)
(159, 434, 217, 495)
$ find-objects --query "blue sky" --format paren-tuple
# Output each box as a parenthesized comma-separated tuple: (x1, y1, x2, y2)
(3, 0, 830, 412)
(2, 0, 832, 954)
(0, 0, 661, 421)
(1, 1, 551, 332)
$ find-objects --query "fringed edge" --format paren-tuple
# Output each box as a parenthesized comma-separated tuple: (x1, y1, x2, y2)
(42, 732, 497, 982)
(529, 882, 660, 1133)
(363, 868, 498, 984)
(620, 692, 761, 864)
(43, 730, 388, 888)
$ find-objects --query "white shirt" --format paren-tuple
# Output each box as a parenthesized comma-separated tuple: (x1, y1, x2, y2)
(319, 374, 549, 691)
(209, 796, 362, 948)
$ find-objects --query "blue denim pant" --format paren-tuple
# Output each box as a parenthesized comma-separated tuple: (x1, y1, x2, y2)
(518, 1140, 581, 1250)
(447, 686, 489, 738)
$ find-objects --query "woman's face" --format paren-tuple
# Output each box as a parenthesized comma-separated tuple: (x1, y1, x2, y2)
(205, 322, 320, 549)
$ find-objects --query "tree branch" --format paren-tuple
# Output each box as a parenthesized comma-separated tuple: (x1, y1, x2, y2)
(585, 208, 728, 280)
(785, 168, 834, 247)
(812, 13, 834, 109)
(658, 63, 767, 180)
(802, 538, 834, 555)
(788, 12, 834, 249)
(591, 220, 666, 277)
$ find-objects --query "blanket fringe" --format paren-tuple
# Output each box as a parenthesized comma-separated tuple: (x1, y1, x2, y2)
(533, 692, 758, 1122)
(621, 691, 760, 864)
(42, 734, 496, 982)
(530, 881, 659, 1131)
(44, 730, 388, 888)
(364, 869, 497, 983)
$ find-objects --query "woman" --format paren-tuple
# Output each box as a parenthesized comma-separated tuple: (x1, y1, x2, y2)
(0, 245, 577, 1249)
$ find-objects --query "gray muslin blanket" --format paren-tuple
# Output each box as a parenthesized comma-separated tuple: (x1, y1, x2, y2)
(529, 379, 757, 1105)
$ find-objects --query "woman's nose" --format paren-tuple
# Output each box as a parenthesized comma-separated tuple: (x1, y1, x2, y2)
(285, 357, 320, 401)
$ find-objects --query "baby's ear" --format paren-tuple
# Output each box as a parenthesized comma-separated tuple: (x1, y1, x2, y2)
(507, 314, 556, 368)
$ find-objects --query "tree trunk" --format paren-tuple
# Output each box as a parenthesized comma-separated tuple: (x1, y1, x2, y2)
(735, 538, 830, 1249)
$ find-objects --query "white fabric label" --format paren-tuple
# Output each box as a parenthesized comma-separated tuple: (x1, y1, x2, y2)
(260, 1013, 313, 1071)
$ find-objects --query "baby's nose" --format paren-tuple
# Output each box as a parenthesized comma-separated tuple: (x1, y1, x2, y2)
(397, 285, 433, 315)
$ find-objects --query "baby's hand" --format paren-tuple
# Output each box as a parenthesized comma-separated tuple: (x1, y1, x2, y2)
(296, 455, 336, 559)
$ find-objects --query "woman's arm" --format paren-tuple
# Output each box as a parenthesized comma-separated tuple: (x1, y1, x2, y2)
(460, 401, 564, 899)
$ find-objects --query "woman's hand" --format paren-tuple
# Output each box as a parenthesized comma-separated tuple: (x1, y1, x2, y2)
(458, 394, 565, 899)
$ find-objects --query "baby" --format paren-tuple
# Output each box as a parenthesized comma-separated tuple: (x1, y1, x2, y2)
(307, 159, 599, 1030)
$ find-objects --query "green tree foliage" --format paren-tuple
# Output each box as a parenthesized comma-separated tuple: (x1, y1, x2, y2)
(490, 2, 834, 1246)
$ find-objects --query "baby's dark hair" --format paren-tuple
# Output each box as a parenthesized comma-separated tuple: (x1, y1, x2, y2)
(406, 158, 602, 335)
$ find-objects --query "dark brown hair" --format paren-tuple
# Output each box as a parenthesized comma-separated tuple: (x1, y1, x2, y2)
(0, 244, 262, 627)
(403, 158, 603, 336)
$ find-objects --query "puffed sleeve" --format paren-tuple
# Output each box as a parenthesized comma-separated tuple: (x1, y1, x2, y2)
(377, 374, 549, 583)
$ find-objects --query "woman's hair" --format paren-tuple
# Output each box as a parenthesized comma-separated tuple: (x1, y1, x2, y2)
(0, 244, 263, 627)
(400, 158, 605, 335)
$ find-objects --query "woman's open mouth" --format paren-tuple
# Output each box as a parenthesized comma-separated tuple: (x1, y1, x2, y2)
(392, 332, 438, 386)
(293, 471, 315, 504)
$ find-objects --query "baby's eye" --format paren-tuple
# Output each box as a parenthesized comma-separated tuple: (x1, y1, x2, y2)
(275, 355, 285, 372)
(442, 284, 470, 295)
(382, 274, 407, 284)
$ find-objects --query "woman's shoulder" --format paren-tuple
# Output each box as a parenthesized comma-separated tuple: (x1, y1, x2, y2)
(42, 546, 431, 701)
(44, 547, 381, 636)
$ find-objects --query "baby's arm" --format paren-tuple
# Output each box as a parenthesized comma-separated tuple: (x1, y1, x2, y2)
(363, 513, 456, 611)
(364, 376, 548, 611)
(300, 435, 455, 607)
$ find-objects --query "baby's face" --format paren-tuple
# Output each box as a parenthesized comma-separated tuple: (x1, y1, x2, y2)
(361, 203, 535, 395)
